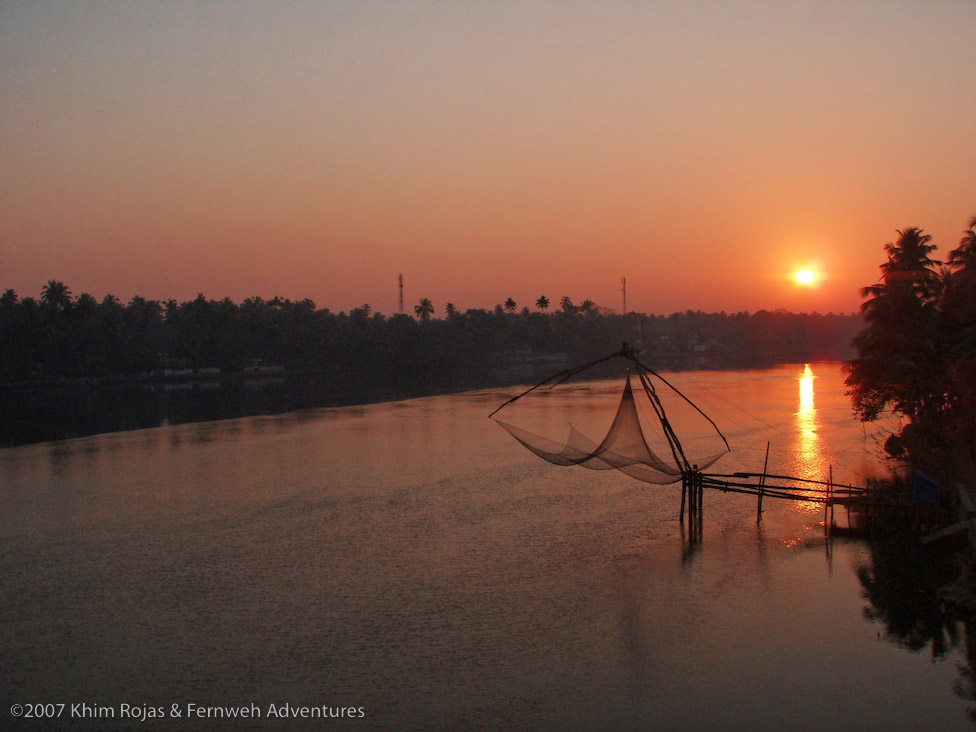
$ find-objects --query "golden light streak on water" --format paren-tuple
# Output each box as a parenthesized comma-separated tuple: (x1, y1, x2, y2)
(799, 363, 815, 416)
(792, 363, 826, 513)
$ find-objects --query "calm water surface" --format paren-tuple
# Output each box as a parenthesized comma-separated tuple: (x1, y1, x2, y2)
(1, 364, 972, 730)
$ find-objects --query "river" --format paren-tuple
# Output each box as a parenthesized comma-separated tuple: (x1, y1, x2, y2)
(1, 363, 972, 730)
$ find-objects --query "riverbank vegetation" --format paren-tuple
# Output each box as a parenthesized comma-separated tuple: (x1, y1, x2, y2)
(846, 216, 976, 488)
(0, 288, 860, 391)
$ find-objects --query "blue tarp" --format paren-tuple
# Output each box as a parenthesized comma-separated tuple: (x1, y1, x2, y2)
(912, 470, 940, 504)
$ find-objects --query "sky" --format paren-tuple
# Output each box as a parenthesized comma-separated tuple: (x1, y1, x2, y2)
(2, 1, 974, 316)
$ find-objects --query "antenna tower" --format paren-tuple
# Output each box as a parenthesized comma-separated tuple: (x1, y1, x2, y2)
(621, 276, 627, 314)
(398, 274, 404, 314)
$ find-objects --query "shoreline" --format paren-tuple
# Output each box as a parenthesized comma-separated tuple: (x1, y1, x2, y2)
(1, 360, 845, 451)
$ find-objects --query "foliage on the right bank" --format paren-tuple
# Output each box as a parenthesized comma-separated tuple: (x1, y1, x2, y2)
(846, 216, 976, 484)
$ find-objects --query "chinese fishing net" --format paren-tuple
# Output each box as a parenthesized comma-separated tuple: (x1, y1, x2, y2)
(489, 347, 729, 485)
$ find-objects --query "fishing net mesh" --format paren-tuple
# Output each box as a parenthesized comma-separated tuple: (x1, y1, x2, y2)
(493, 373, 726, 485)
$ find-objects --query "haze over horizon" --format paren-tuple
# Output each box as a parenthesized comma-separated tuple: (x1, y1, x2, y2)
(2, 1, 974, 316)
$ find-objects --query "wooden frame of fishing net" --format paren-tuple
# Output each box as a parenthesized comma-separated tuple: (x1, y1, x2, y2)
(489, 345, 730, 486)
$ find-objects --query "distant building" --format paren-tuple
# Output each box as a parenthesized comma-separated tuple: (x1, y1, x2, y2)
(244, 358, 285, 375)
(495, 349, 568, 380)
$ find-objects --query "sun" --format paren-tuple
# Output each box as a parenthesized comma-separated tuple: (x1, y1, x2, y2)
(795, 269, 816, 285)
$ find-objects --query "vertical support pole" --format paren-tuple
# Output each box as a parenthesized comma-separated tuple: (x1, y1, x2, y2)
(758, 441, 769, 523)
(824, 483, 829, 533)
(829, 465, 835, 528)
(696, 468, 704, 537)
(692, 465, 705, 517)
(697, 468, 702, 514)
(680, 472, 687, 522)
(824, 465, 832, 535)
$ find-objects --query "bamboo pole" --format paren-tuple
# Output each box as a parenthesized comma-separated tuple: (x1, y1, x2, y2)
(706, 471, 864, 490)
(824, 465, 832, 535)
(695, 465, 705, 521)
(824, 482, 829, 531)
(680, 473, 687, 522)
(829, 465, 835, 528)
(758, 441, 770, 523)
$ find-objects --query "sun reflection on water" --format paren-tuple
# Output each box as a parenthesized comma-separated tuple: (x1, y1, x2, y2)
(798, 363, 816, 442)
(792, 363, 827, 512)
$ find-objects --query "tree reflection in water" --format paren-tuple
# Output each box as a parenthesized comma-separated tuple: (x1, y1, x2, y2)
(857, 532, 976, 722)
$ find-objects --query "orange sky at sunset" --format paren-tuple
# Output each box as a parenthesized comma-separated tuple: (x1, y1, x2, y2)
(2, 2, 973, 316)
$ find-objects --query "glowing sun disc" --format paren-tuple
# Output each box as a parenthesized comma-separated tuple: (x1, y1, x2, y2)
(796, 269, 815, 285)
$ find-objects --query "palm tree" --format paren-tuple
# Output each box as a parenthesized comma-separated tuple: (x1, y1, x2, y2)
(579, 299, 596, 314)
(856, 228, 943, 356)
(504, 297, 516, 313)
(943, 215, 976, 331)
(948, 216, 976, 271)
(943, 216, 976, 464)
(445, 302, 457, 318)
(41, 280, 72, 311)
(414, 298, 434, 321)
(75, 292, 97, 312)
(849, 219, 976, 475)
(559, 295, 575, 313)
(847, 227, 944, 425)
(536, 295, 549, 310)
(866, 227, 942, 303)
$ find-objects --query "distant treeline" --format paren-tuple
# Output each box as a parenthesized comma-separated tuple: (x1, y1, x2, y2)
(0, 285, 860, 390)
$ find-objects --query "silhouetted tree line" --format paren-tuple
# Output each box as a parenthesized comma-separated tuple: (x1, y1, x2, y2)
(846, 216, 976, 485)
(1, 284, 861, 393)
